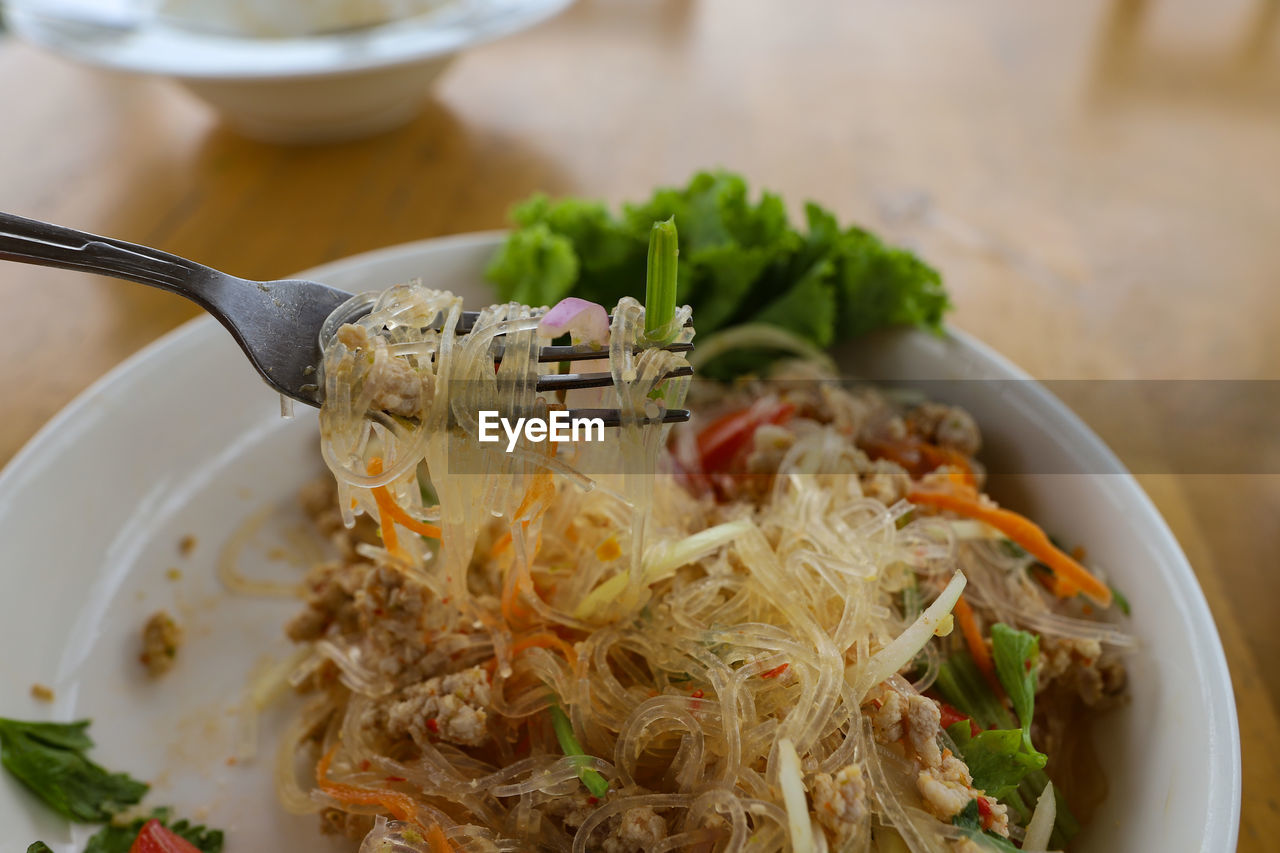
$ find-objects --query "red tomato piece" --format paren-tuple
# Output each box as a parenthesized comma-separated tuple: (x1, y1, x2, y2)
(936, 700, 981, 738)
(130, 820, 203, 853)
(696, 400, 795, 473)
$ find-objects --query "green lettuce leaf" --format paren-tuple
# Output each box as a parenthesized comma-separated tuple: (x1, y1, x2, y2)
(484, 222, 579, 308)
(486, 171, 950, 378)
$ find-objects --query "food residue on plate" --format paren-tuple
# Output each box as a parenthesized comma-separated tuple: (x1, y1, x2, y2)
(140, 610, 183, 677)
(29, 683, 54, 702)
(178, 534, 197, 557)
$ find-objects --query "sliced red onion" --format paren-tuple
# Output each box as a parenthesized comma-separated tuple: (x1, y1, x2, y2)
(538, 297, 610, 346)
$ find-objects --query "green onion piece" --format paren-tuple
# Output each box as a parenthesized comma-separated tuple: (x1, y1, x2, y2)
(644, 217, 679, 342)
(550, 706, 609, 797)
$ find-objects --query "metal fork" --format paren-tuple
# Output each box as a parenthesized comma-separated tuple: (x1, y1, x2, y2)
(0, 212, 692, 424)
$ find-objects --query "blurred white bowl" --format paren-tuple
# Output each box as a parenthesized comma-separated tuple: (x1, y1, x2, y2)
(6, 0, 574, 142)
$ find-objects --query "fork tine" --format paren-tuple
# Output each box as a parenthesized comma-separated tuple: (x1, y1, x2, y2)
(365, 310, 694, 363)
(568, 408, 691, 427)
(455, 310, 692, 335)
(536, 365, 693, 393)
(534, 341, 693, 363)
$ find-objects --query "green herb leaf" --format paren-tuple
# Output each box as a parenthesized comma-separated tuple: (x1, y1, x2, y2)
(990, 623, 1039, 744)
(549, 706, 609, 798)
(83, 807, 225, 853)
(952, 799, 1021, 852)
(27, 843, 55, 853)
(947, 721, 1047, 800)
(0, 718, 148, 823)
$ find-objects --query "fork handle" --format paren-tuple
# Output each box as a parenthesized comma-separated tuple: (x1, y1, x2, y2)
(0, 211, 204, 294)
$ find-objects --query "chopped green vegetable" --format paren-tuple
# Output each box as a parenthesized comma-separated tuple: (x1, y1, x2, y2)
(998, 538, 1028, 560)
(937, 644, 1078, 845)
(952, 800, 1020, 852)
(27, 844, 54, 853)
(486, 171, 950, 378)
(1110, 584, 1132, 616)
(947, 722, 1046, 800)
(991, 623, 1039, 748)
(644, 217, 679, 341)
(83, 807, 224, 853)
(549, 706, 609, 798)
(0, 718, 148, 823)
(934, 650, 1016, 731)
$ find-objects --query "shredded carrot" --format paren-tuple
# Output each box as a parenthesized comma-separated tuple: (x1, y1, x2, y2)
(490, 531, 513, 558)
(316, 746, 456, 852)
(515, 470, 555, 522)
(501, 557, 531, 624)
(366, 458, 401, 556)
(864, 437, 977, 487)
(511, 631, 577, 666)
(953, 595, 1002, 697)
(760, 663, 789, 679)
(907, 490, 1112, 607)
(367, 456, 442, 544)
(426, 824, 451, 852)
(483, 631, 577, 675)
(380, 497, 442, 539)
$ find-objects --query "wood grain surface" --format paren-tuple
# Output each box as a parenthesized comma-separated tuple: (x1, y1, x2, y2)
(1, 0, 1276, 847)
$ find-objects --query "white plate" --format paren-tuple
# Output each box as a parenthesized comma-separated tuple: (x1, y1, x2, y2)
(0, 233, 1240, 852)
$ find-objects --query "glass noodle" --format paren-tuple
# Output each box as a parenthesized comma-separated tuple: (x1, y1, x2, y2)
(266, 283, 1129, 852)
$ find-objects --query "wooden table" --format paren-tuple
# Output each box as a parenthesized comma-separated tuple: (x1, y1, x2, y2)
(1, 0, 1276, 847)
